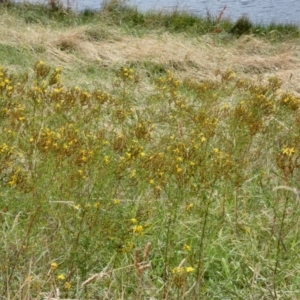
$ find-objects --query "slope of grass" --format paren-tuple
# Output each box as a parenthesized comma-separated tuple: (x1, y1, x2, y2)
(1, 1, 300, 299)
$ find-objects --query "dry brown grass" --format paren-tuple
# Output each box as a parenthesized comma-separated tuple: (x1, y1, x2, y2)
(2, 12, 300, 92)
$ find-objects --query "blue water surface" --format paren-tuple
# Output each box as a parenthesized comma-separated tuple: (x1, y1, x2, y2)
(18, 0, 300, 25)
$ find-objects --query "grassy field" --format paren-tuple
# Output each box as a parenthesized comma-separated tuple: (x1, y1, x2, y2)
(1, 1, 300, 299)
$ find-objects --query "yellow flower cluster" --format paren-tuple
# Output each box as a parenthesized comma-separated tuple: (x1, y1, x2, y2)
(172, 266, 195, 274)
(132, 225, 144, 236)
(1, 61, 300, 297)
(282, 147, 295, 157)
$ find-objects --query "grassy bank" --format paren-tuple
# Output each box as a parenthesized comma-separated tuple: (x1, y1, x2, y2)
(1, 1, 300, 299)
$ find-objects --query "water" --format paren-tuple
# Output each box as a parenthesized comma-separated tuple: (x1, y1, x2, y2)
(125, 0, 300, 25)
(28, 0, 300, 25)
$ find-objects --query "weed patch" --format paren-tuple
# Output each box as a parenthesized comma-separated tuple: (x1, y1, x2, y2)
(0, 61, 300, 298)
(1, 2, 300, 299)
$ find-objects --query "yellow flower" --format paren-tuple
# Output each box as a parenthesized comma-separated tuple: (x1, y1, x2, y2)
(172, 266, 195, 274)
(51, 262, 58, 270)
(64, 282, 71, 291)
(131, 218, 138, 224)
(183, 244, 191, 252)
(186, 203, 194, 211)
(282, 147, 295, 157)
(186, 266, 195, 273)
(122, 241, 134, 253)
(81, 156, 87, 162)
(176, 165, 182, 173)
(149, 179, 155, 185)
(104, 156, 110, 164)
(132, 225, 144, 235)
(130, 169, 136, 178)
(8, 175, 17, 187)
(113, 199, 120, 205)
(155, 185, 162, 191)
(172, 267, 185, 274)
(93, 202, 100, 209)
(57, 274, 65, 280)
(74, 204, 81, 210)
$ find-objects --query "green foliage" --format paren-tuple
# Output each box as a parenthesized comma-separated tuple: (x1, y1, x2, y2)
(229, 16, 253, 36)
(0, 0, 98, 27)
(1, 61, 300, 298)
(0, 44, 32, 67)
(253, 22, 300, 41)
(2, 0, 299, 40)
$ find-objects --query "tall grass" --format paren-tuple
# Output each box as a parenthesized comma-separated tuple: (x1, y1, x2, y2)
(1, 59, 300, 299)
(1, 1, 300, 299)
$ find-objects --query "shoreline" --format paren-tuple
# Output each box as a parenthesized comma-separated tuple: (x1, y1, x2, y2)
(1, 0, 300, 95)
(6, 0, 300, 28)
